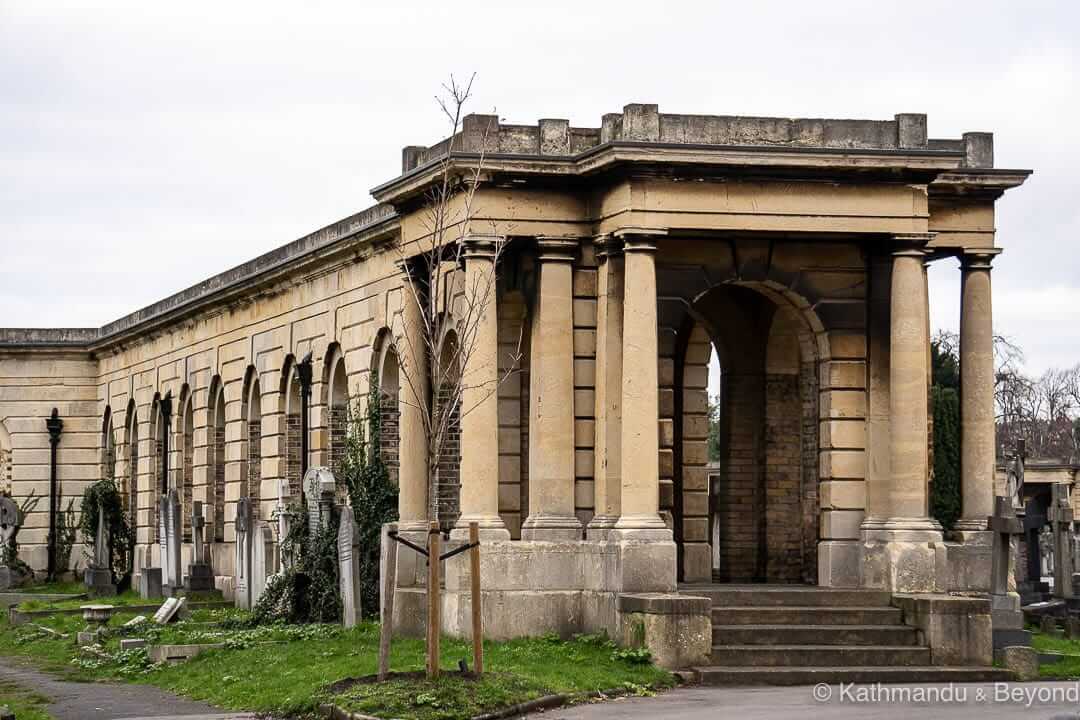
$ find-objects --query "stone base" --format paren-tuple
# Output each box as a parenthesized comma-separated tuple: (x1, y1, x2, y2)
(77, 629, 104, 647)
(0, 566, 28, 591)
(893, 593, 992, 666)
(991, 592, 1024, 630)
(83, 567, 117, 598)
(616, 593, 711, 669)
(940, 530, 992, 593)
(138, 568, 163, 600)
(993, 628, 1032, 650)
(184, 564, 214, 592)
(1019, 580, 1050, 606)
(817, 541, 859, 588)
(999, 646, 1038, 681)
(860, 526, 944, 593)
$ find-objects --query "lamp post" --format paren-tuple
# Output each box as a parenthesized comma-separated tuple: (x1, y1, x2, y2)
(45, 408, 63, 581)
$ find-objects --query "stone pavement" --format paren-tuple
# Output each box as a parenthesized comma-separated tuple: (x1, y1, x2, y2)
(549, 683, 1080, 719)
(0, 660, 258, 720)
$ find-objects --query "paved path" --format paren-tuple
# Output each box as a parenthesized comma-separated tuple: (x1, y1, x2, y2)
(0, 660, 258, 720)
(550, 682, 1080, 719)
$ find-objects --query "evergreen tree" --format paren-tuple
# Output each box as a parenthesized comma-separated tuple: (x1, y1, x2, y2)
(930, 385, 961, 530)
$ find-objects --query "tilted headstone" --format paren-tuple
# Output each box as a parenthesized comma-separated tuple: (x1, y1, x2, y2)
(251, 521, 275, 605)
(988, 495, 1029, 650)
(0, 496, 22, 590)
(152, 596, 186, 625)
(234, 497, 253, 610)
(163, 489, 182, 596)
(302, 467, 336, 536)
(338, 511, 362, 627)
(1050, 484, 1075, 601)
(185, 500, 214, 592)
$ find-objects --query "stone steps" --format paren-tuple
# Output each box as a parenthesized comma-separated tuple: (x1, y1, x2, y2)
(712, 624, 920, 646)
(685, 585, 893, 608)
(713, 605, 904, 625)
(693, 665, 1015, 686)
(709, 644, 931, 667)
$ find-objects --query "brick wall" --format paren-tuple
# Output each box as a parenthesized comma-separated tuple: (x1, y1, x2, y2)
(286, 413, 301, 499)
(213, 424, 226, 542)
(379, 399, 400, 488)
(799, 361, 820, 584)
(182, 425, 193, 542)
(247, 419, 261, 519)
(127, 439, 138, 524)
(434, 385, 461, 530)
(153, 438, 162, 542)
(765, 373, 802, 582)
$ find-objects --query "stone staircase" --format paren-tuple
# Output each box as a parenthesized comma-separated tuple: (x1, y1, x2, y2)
(683, 584, 1012, 686)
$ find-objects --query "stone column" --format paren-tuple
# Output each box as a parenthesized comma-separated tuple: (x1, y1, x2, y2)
(522, 237, 582, 540)
(860, 234, 942, 593)
(587, 236, 623, 539)
(397, 271, 429, 534)
(613, 232, 670, 540)
(454, 235, 510, 541)
(955, 250, 1000, 531)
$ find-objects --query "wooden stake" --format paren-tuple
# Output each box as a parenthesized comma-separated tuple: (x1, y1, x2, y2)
(377, 522, 397, 681)
(469, 521, 483, 674)
(426, 521, 441, 679)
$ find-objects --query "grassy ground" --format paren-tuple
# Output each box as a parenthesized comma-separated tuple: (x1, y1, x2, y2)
(0, 677, 53, 720)
(16, 589, 224, 612)
(0, 606, 674, 719)
(1031, 628, 1080, 679)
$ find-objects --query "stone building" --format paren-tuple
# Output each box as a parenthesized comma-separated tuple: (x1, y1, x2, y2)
(0, 103, 1029, 672)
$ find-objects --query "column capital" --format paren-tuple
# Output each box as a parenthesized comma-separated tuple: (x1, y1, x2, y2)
(890, 232, 935, 256)
(535, 236, 579, 262)
(594, 234, 623, 260)
(613, 227, 666, 253)
(960, 247, 1002, 271)
(462, 234, 502, 260)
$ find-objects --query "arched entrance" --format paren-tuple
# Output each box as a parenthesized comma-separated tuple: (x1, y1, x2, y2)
(672, 282, 823, 584)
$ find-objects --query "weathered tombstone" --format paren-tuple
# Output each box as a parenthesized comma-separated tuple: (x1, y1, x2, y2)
(234, 497, 253, 610)
(338, 511, 362, 627)
(1050, 484, 1075, 603)
(84, 505, 117, 597)
(185, 501, 214, 592)
(988, 495, 1030, 650)
(1040, 614, 1058, 636)
(163, 489, 182, 596)
(250, 521, 275, 605)
(138, 543, 162, 599)
(152, 596, 187, 625)
(302, 467, 336, 536)
(1020, 498, 1050, 604)
(0, 496, 23, 590)
(158, 493, 168, 582)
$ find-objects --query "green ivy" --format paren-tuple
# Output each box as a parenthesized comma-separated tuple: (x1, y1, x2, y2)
(78, 479, 135, 588)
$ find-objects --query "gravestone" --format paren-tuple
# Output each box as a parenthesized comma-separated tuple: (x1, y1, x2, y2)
(163, 489, 182, 596)
(303, 467, 336, 536)
(0, 496, 23, 590)
(152, 596, 187, 624)
(84, 505, 117, 597)
(158, 493, 168, 583)
(138, 544, 162, 599)
(185, 501, 214, 592)
(234, 497, 253, 610)
(1050, 484, 1075, 604)
(988, 495, 1029, 651)
(338, 511, 362, 627)
(251, 521, 275, 605)
(1020, 498, 1050, 605)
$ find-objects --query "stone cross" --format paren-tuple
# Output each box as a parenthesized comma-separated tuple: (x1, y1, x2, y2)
(93, 504, 109, 569)
(1050, 483, 1075, 600)
(191, 501, 206, 565)
(338, 511, 362, 627)
(989, 495, 1023, 596)
(234, 497, 253, 610)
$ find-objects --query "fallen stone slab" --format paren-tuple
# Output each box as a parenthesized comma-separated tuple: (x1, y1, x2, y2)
(148, 642, 226, 664)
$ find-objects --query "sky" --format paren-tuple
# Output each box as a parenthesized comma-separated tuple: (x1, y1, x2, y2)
(1, 1, 1077, 389)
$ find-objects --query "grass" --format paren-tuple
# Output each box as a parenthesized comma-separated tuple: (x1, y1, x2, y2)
(0, 678, 53, 720)
(9, 580, 86, 595)
(0, 607, 674, 719)
(1031, 629, 1080, 679)
(17, 589, 223, 612)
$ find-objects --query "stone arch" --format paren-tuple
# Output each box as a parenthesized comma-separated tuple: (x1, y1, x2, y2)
(324, 344, 349, 480)
(432, 326, 461, 529)
(208, 376, 226, 543)
(673, 280, 825, 584)
(124, 400, 138, 524)
(177, 386, 194, 542)
(0, 419, 12, 495)
(149, 393, 165, 541)
(374, 330, 401, 488)
(282, 354, 303, 499)
(101, 406, 116, 483)
(241, 366, 262, 517)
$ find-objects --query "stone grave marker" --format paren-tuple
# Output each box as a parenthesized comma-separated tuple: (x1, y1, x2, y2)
(185, 501, 214, 592)
(158, 493, 168, 581)
(152, 596, 187, 625)
(234, 497, 253, 610)
(84, 505, 117, 597)
(163, 489, 182, 596)
(988, 495, 1029, 651)
(303, 467, 336, 536)
(338, 511, 362, 627)
(1021, 498, 1050, 604)
(1050, 483, 1075, 603)
(0, 496, 22, 590)
(251, 521, 275, 605)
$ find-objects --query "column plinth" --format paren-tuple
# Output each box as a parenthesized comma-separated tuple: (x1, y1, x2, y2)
(454, 235, 510, 541)
(954, 250, 1000, 532)
(522, 238, 583, 541)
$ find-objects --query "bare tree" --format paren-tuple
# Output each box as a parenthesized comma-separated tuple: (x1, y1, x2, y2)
(391, 75, 522, 527)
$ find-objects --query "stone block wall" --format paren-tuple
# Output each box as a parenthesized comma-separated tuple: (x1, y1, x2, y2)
(497, 285, 527, 538)
(572, 243, 599, 530)
(679, 325, 712, 582)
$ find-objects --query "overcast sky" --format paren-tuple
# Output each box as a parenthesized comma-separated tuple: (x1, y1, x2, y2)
(1, 1, 1077, 382)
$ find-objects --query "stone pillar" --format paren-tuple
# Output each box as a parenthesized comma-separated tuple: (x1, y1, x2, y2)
(397, 271, 429, 534)
(587, 236, 623, 539)
(522, 237, 582, 540)
(956, 250, 1000, 532)
(454, 235, 510, 541)
(860, 235, 943, 593)
(613, 232, 669, 540)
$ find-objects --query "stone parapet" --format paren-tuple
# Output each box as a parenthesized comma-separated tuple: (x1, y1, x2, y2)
(617, 593, 711, 670)
(892, 593, 993, 667)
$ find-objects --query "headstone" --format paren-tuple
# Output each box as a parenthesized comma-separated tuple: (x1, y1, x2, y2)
(0, 496, 22, 591)
(84, 505, 117, 597)
(1021, 498, 1050, 604)
(988, 495, 1030, 650)
(152, 596, 187, 625)
(124, 615, 147, 627)
(1050, 484, 1075, 603)
(185, 501, 214, 592)
(163, 489, 182, 596)
(138, 568, 163, 600)
(120, 638, 147, 651)
(1000, 646, 1038, 681)
(234, 497, 253, 610)
(338, 511, 362, 627)
(251, 521, 275, 605)
(302, 466, 336, 536)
